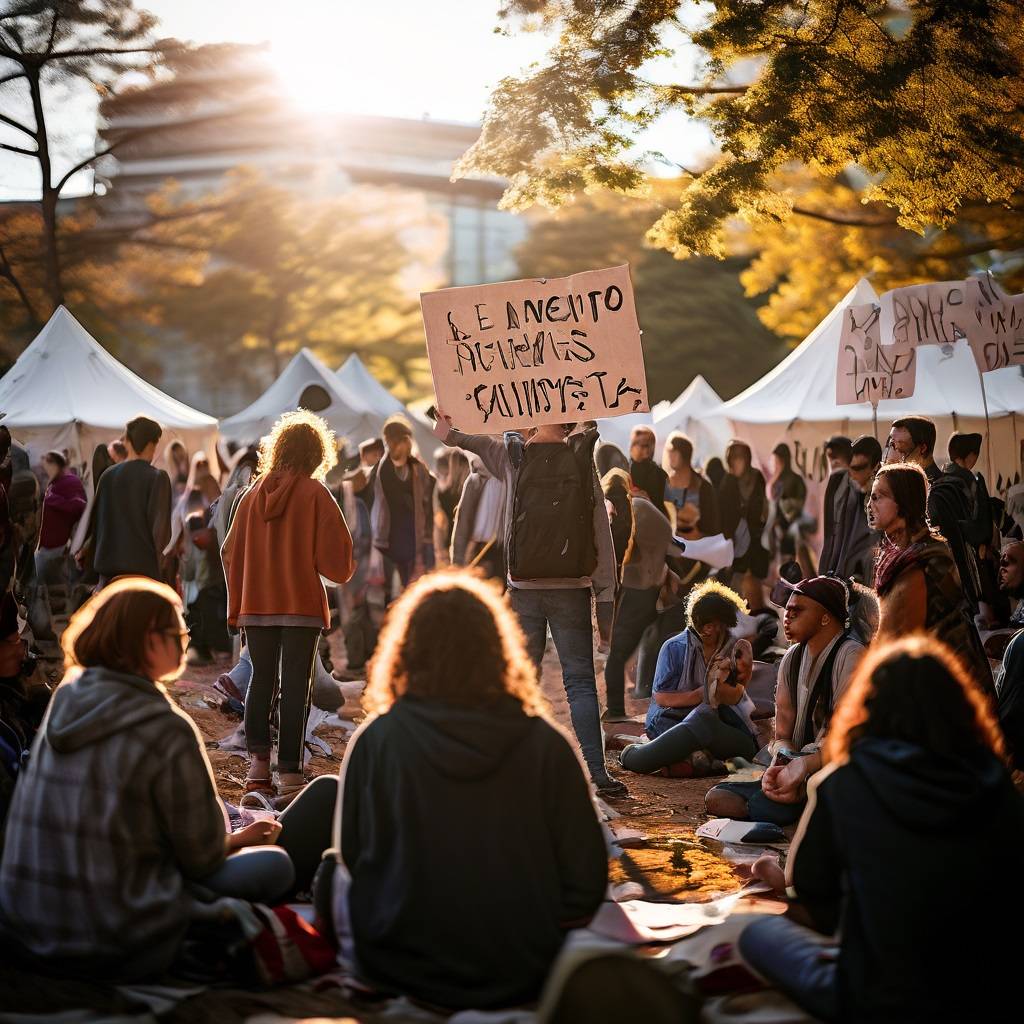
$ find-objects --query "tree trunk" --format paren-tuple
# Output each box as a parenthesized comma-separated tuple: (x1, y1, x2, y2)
(27, 68, 64, 311)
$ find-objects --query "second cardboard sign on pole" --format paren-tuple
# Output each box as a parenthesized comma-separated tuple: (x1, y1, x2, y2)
(420, 264, 649, 434)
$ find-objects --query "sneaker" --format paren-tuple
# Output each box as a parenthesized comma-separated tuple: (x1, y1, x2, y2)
(601, 709, 631, 723)
(593, 776, 629, 799)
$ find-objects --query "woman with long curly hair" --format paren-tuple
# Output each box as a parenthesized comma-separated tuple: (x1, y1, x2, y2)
(222, 410, 353, 803)
(868, 462, 990, 691)
(740, 636, 1024, 1022)
(329, 569, 608, 1011)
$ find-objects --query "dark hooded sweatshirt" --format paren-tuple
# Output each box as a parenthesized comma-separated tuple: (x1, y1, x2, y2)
(790, 737, 1024, 1022)
(0, 667, 228, 980)
(334, 695, 608, 1010)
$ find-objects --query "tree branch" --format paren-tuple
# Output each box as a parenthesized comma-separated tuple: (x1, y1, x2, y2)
(0, 111, 34, 138)
(0, 71, 26, 87)
(46, 45, 169, 61)
(791, 204, 898, 228)
(658, 83, 751, 96)
(45, 8, 59, 56)
(53, 145, 112, 194)
(0, 240, 42, 326)
(0, 140, 36, 157)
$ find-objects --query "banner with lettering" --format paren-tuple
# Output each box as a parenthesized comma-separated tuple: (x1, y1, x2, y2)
(421, 264, 649, 433)
(836, 301, 916, 405)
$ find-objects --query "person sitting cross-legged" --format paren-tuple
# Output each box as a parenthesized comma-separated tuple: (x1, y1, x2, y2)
(705, 576, 864, 825)
(620, 579, 758, 775)
(739, 636, 1024, 1022)
(0, 578, 302, 981)
(329, 569, 608, 1011)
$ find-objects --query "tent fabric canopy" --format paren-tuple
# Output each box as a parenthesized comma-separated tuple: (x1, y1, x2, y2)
(653, 375, 733, 466)
(596, 375, 733, 467)
(717, 278, 1024, 491)
(219, 348, 373, 446)
(335, 354, 437, 459)
(0, 305, 218, 472)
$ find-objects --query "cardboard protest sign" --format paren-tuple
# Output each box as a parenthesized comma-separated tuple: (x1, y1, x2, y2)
(964, 276, 1024, 372)
(877, 280, 971, 349)
(420, 265, 649, 433)
(836, 301, 916, 406)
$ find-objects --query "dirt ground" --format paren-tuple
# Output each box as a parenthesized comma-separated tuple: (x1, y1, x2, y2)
(176, 625, 740, 903)
(0, 616, 764, 1022)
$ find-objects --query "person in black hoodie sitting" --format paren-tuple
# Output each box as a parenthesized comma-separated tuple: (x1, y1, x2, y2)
(739, 635, 1024, 1023)
(330, 568, 608, 1011)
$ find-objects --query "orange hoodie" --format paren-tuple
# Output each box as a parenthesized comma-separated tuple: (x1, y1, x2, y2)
(221, 471, 354, 629)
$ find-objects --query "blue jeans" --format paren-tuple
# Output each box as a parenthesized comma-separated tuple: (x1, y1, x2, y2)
(200, 846, 295, 903)
(621, 704, 756, 774)
(739, 916, 839, 1022)
(510, 587, 607, 779)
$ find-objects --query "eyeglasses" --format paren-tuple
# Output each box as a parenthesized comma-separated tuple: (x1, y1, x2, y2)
(159, 627, 191, 646)
(849, 460, 871, 473)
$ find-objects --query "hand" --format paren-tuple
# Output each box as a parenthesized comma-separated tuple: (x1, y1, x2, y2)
(761, 758, 807, 804)
(228, 819, 282, 850)
(432, 408, 453, 442)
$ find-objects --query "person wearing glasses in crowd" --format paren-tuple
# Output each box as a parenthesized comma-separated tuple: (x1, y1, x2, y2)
(820, 436, 882, 583)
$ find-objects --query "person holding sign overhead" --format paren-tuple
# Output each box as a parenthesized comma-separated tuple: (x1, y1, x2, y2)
(431, 409, 627, 799)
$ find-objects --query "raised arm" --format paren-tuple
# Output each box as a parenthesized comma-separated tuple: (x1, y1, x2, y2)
(432, 409, 509, 482)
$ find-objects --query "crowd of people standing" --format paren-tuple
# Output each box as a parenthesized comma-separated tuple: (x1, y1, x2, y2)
(0, 397, 1022, 1020)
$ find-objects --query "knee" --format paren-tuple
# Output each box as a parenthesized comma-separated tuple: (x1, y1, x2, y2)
(704, 786, 749, 820)
(259, 846, 296, 902)
(304, 773, 339, 809)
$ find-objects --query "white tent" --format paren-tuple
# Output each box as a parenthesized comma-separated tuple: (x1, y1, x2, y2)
(593, 410, 654, 453)
(718, 278, 1024, 492)
(335, 354, 437, 459)
(0, 306, 219, 475)
(595, 376, 733, 466)
(220, 348, 378, 447)
(654, 375, 734, 467)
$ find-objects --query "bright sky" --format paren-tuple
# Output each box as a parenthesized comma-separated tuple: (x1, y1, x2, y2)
(0, 0, 716, 199)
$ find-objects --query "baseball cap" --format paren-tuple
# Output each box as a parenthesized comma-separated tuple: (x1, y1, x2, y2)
(777, 575, 849, 624)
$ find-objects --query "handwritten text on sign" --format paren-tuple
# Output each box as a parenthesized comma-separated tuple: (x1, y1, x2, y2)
(965, 277, 1024, 372)
(420, 265, 649, 432)
(876, 277, 1024, 373)
(837, 302, 917, 406)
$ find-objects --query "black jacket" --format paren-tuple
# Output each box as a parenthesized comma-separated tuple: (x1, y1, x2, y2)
(791, 737, 1024, 1022)
(90, 460, 172, 581)
(336, 695, 608, 1010)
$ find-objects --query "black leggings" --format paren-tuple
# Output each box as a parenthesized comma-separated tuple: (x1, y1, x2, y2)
(244, 625, 321, 773)
(278, 774, 338, 894)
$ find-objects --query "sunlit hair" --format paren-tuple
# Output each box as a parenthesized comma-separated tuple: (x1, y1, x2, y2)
(257, 409, 337, 481)
(874, 462, 933, 537)
(663, 432, 694, 471)
(62, 576, 182, 680)
(685, 577, 747, 631)
(363, 569, 549, 719)
(825, 635, 1006, 765)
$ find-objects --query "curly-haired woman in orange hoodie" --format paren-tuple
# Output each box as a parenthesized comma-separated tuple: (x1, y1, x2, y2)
(222, 411, 353, 802)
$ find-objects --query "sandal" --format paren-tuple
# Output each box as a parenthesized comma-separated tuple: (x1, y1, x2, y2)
(239, 789, 277, 813)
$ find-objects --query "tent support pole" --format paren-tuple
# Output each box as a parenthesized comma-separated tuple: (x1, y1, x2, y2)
(976, 366, 994, 484)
